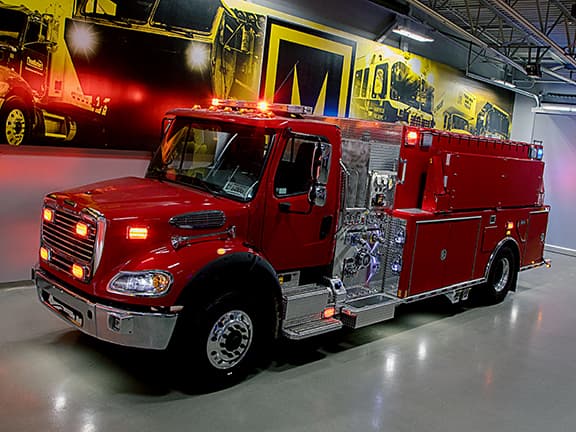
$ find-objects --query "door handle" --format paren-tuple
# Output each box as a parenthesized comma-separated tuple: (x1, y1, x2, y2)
(320, 215, 333, 240)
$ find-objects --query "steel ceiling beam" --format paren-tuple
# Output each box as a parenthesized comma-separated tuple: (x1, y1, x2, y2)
(404, 0, 527, 73)
(484, 0, 576, 70)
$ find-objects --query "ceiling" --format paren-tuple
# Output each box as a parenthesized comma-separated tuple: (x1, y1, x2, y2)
(252, 0, 576, 100)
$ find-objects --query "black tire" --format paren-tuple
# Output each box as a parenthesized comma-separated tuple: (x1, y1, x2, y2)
(171, 290, 272, 389)
(477, 247, 517, 305)
(1, 97, 30, 146)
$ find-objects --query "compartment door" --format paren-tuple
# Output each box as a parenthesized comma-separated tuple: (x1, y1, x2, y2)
(523, 210, 549, 265)
(442, 218, 481, 287)
(408, 221, 451, 295)
(408, 217, 481, 296)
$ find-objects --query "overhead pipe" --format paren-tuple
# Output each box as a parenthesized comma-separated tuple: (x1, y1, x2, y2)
(466, 72, 540, 107)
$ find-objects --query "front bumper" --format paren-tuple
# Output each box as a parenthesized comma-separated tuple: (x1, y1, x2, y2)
(35, 268, 179, 350)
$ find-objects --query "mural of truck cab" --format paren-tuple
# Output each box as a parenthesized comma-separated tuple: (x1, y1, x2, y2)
(68, 0, 265, 149)
(0, 2, 77, 146)
(352, 55, 435, 127)
(437, 89, 477, 135)
(475, 101, 511, 139)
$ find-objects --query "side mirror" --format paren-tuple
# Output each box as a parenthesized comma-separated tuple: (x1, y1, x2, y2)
(308, 141, 331, 207)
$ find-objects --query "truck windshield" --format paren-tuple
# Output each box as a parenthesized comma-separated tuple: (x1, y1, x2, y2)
(147, 118, 274, 201)
(390, 62, 420, 109)
(81, 0, 154, 23)
(487, 109, 510, 137)
(153, 0, 220, 32)
(452, 114, 469, 132)
(0, 8, 26, 44)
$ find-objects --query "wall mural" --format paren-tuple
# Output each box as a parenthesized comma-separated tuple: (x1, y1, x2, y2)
(0, 0, 513, 151)
(351, 43, 514, 138)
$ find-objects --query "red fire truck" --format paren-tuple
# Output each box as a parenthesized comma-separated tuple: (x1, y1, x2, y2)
(34, 100, 549, 383)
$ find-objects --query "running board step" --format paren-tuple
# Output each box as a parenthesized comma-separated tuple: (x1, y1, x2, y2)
(341, 294, 400, 329)
(283, 318, 343, 340)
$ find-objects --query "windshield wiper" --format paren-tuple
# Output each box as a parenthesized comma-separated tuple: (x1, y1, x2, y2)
(178, 174, 220, 196)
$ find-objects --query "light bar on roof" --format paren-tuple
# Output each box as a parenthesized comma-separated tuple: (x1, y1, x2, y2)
(210, 99, 313, 115)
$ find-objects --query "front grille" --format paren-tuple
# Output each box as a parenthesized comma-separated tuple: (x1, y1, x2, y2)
(41, 208, 97, 279)
(409, 116, 433, 128)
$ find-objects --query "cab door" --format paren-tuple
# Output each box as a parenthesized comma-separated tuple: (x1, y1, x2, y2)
(260, 128, 339, 271)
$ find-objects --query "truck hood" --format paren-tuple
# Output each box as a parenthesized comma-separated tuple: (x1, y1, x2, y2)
(48, 176, 245, 220)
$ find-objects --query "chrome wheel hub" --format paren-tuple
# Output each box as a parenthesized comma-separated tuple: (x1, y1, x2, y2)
(206, 310, 253, 370)
(5, 108, 26, 146)
(494, 257, 510, 293)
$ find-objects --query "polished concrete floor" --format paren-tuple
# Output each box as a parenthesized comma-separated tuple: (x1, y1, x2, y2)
(1, 252, 574, 432)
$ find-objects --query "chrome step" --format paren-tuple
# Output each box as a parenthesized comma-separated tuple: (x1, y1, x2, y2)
(341, 294, 400, 329)
(283, 318, 343, 340)
(282, 283, 330, 321)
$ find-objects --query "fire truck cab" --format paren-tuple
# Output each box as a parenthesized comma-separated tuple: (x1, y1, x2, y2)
(34, 100, 549, 383)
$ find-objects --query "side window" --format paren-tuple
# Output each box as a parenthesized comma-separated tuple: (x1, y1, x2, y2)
(274, 137, 316, 197)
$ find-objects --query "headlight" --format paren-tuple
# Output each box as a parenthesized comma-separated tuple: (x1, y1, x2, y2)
(108, 270, 173, 297)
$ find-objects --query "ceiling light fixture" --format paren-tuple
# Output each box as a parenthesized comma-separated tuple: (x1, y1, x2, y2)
(492, 79, 516, 88)
(392, 26, 434, 43)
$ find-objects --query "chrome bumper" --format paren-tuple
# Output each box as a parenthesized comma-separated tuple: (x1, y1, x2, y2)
(35, 269, 178, 350)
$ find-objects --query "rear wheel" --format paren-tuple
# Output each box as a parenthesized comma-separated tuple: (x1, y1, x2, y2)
(1, 97, 29, 146)
(477, 247, 517, 305)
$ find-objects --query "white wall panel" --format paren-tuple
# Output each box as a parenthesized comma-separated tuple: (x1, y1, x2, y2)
(0, 147, 149, 283)
(532, 114, 576, 250)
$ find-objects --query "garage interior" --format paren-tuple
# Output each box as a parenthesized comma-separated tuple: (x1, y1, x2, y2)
(2, 0, 576, 431)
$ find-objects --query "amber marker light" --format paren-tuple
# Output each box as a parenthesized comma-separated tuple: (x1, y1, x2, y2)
(506, 221, 514, 230)
(76, 222, 89, 238)
(43, 208, 54, 222)
(72, 264, 85, 279)
(322, 306, 336, 319)
(127, 226, 149, 240)
(40, 247, 49, 261)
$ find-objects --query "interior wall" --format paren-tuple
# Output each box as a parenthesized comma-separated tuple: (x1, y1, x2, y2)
(532, 113, 576, 251)
(510, 94, 537, 143)
(0, 147, 149, 283)
(511, 93, 576, 250)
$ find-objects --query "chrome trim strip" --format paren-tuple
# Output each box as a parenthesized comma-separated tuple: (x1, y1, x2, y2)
(520, 259, 551, 272)
(529, 209, 550, 215)
(171, 226, 236, 250)
(403, 277, 485, 304)
(416, 215, 482, 224)
(471, 218, 482, 277)
(93, 215, 107, 275)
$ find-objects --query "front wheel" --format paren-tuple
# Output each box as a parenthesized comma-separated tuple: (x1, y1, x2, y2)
(171, 291, 270, 388)
(1, 97, 29, 146)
